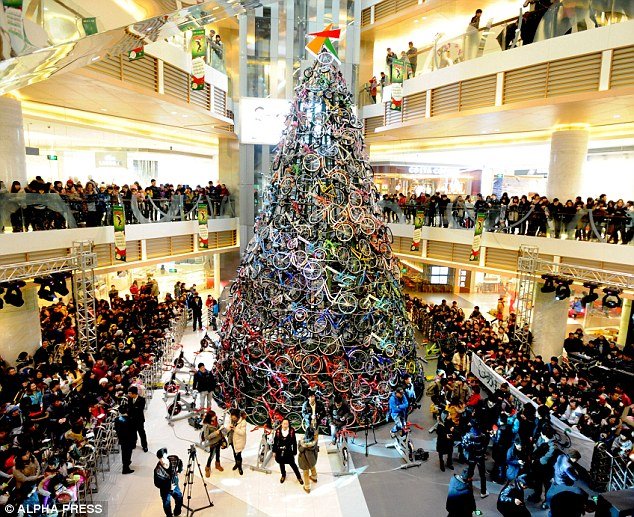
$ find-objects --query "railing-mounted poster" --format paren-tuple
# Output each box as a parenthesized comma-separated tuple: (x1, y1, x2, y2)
(410, 210, 424, 251)
(190, 28, 206, 90)
(113, 205, 126, 262)
(469, 212, 486, 261)
(198, 202, 209, 249)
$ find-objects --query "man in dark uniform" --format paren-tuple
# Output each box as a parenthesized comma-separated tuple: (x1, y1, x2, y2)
(114, 407, 136, 474)
(126, 386, 148, 452)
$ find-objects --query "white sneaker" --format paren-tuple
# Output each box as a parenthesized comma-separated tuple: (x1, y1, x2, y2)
(480, 492, 489, 499)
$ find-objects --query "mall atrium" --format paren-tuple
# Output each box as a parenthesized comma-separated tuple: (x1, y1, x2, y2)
(0, 1, 633, 516)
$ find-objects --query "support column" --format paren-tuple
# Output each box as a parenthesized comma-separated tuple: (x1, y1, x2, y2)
(617, 298, 632, 347)
(218, 138, 240, 219)
(0, 96, 27, 187)
(531, 287, 568, 359)
(213, 254, 221, 299)
(546, 128, 589, 200)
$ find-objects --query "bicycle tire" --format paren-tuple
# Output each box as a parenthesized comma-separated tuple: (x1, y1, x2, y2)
(333, 369, 353, 392)
(337, 292, 358, 314)
(250, 405, 270, 426)
(301, 354, 323, 375)
(302, 260, 323, 281)
(302, 154, 321, 172)
(167, 402, 181, 416)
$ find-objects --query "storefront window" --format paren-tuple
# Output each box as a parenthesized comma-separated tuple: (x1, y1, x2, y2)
(430, 266, 450, 285)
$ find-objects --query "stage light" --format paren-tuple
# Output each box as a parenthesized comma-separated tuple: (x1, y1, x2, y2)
(555, 279, 573, 301)
(51, 273, 69, 296)
(581, 283, 600, 307)
(540, 274, 556, 293)
(602, 288, 622, 309)
(3, 281, 26, 307)
(34, 276, 56, 302)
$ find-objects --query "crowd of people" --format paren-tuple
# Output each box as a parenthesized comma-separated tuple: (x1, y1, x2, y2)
(0, 177, 231, 232)
(381, 190, 634, 244)
(0, 281, 187, 512)
(404, 295, 633, 515)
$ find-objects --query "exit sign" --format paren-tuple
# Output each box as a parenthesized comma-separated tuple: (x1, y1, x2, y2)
(47, 154, 58, 161)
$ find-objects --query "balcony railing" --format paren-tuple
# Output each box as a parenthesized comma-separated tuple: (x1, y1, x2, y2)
(381, 201, 633, 245)
(0, 193, 236, 233)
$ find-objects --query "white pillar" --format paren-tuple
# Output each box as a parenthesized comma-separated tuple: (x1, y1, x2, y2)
(0, 96, 27, 188)
(546, 129, 589, 200)
(213, 254, 221, 299)
(531, 287, 568, 359)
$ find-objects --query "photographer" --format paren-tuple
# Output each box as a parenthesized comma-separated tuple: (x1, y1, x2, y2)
(329, 396, 351, 445)
(154, 448, 183, 517)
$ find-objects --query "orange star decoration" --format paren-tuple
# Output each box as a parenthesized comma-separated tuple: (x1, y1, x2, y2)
(306, 24, 341, 61)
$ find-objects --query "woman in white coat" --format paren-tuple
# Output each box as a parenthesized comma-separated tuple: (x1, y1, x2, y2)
(227, 408, 246, 475)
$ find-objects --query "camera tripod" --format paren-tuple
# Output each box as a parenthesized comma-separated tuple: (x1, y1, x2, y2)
(182, 444, 214, 516)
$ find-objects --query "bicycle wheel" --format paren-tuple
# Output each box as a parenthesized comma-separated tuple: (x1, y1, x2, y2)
(359, 216, 377, 236)
(250, 406, 270, 426)
(337, 292, 358, 314)
(308, 314, 329, 335)
(335, 222, 355, 242)
(302, 154, 321, 172)
(291, 249, 309, 269)
(301, 354, 323, 375)
(347, 349, 367, 372)
(302, 260, 323, 281)
(333, 369, 353, 392)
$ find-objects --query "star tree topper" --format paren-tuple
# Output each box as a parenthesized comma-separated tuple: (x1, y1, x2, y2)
(306, 23, 341, 61)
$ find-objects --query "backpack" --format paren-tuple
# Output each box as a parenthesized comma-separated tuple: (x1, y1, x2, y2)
(414, 448, 429, 461)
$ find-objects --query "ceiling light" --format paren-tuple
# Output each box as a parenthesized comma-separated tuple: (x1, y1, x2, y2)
(581, 283, 600, 306)
(100, 108, 108, 112)
(91, 56, 100, 62)
(602, 288, 622, 309)
(540, 274, 556, 293)
(171, 111, 178, 115)
(554, 279, 572, 301)
(613, 114, 621, 119)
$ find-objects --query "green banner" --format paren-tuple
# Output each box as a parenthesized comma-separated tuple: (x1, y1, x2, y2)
(198, 203, 209, 249)
(469, 212, 487, 262)
(406, 62, 413, 79)
(391, 59, 405, 84)
(113, 205, 126, 262)
(190, 29, 206, 90)
(410, 209, 424, 251)
(390, 83, 403, 111)
(82, 17, 98, 36)
(128, 46, 144, 61)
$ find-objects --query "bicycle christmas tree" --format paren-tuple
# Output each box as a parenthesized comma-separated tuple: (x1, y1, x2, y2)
(214, 31, 423, 430)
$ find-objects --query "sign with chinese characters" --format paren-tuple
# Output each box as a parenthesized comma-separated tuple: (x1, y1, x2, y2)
(113, 205, 126, 262)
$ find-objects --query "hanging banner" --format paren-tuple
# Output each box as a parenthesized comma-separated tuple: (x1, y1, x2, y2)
(128, 45, 144, 61)
(190, 28, 206, 90)
(406, 62, 413, 79)
(469, 212, 486, 262)
(390, 83, 403, 111)
(82, 17, 98, 36)
(470, 354, 594, 470)
(390, 58, 404, 83)
(198, 203, 209, 249)
(410, 209, 424, 252)
(113, 205, 126, 262)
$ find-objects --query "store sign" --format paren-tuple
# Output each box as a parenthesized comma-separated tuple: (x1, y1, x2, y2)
(95, 152, 127, 168)
(407, 166, 444, 176)
(239, 98, 290, 145)
(113, 205, 126, 262)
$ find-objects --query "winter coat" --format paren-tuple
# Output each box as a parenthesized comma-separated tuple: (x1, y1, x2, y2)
(297, 435, 318, 470)
(114, 414, 136, 448)
(436, 421, 454, 454)
(388, 393, 408, 418)
(446, 475, 475, 516)
(506, 445, 524, 481)
(203, 423, 223, 448)
(497, 481, 530, 516)
(552, 455, 578, 486)
(273, 427, 298, 463)
(462, 428, 487, 461)
(228, 417, 246, 452)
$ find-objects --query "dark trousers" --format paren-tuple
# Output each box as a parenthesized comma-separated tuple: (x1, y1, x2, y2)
(439, 452, 453, 469)
(206, 443, 221, 467)
(232, 445, 242, 469)
(121, 444, 133, 470)
(466, 457, 487, 493)
(133, 421, 147, 449)
(192, 312, 202, 331)
(279, 458, 301, 479)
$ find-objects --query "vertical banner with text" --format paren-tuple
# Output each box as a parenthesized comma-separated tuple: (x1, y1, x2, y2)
(190, 28, 206, 90)
(410, 210, 424, 251)
(390, 58, 404, 111)
(198, 203, 209, 249)
(469, 212, 486, 262)
(113, 205, 126, 262)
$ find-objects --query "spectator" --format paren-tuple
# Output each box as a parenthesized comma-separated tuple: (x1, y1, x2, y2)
(406, 42, 418, 74)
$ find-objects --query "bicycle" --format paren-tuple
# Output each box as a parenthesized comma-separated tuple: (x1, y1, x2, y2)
(328, 427, 356, 476)
(386, 420, 424, 469)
